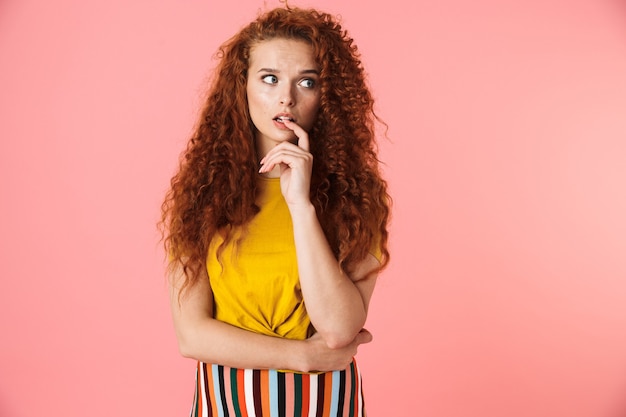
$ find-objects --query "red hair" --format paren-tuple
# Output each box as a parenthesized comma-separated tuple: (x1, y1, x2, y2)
(161, 7, 391, 293)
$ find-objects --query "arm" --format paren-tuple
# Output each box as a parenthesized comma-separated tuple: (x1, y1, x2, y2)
(259, 120, 380, 349)
(290, 204, 380, 349)
(169, 263, 372, 372)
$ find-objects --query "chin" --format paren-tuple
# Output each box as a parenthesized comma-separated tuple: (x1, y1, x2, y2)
(274, 133, 297, 143)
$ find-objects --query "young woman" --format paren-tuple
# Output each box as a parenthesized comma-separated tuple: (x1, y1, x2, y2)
(161, 6, 390, 416)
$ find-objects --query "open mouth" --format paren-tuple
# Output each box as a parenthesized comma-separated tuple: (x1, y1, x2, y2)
(273, 116, 295, 123)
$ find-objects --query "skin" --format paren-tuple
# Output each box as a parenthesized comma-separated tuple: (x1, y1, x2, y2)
(169, 37, 380, 372)
(247, 38, 321, 177)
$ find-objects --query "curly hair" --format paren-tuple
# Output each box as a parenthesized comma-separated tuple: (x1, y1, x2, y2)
(160, 6, 391, 293)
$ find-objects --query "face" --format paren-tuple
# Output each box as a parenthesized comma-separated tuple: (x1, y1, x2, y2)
(246, 38, 321, 157)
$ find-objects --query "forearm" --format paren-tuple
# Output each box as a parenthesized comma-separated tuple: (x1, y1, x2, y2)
(289, 203, 367, 348)
(174, 315, 369, 373)
(169, 270, 366, 373)
(174, 314, 309, 370)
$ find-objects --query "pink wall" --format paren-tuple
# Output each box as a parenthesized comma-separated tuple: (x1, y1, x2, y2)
(1, 0, 625, 416)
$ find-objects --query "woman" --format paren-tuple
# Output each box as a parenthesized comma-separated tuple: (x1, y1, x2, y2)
(161, 6, 390, 416)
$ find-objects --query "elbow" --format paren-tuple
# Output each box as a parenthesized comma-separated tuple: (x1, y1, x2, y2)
(175, 332, 199, 359)
(316, 318, 367, 349)
(315, 320, 367, 350)
(326, 338, 351, 350)
(172, 316, 216, 361)
(177, 339, 194, 359)
(322, 332, 357, 350)
(178, 342, 195, 359)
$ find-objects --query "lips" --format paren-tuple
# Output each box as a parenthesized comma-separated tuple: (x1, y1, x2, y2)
(273, 113, 295, 123)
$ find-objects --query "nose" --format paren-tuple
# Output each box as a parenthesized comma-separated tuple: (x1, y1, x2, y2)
(279, 84, 295, 106)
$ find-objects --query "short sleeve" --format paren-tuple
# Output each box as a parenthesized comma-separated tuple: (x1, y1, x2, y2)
(369, 234, 383, 263)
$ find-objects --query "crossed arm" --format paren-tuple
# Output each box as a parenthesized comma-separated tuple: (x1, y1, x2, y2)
(169, 256, 377, 373)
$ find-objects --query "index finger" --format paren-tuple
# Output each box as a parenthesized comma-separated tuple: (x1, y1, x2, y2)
(283, 119, 309, 152)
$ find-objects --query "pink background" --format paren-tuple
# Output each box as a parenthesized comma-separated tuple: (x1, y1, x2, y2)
(1, 0, 626, 416)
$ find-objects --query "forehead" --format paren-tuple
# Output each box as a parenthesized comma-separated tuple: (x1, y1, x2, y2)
(248, 38, 318, 69)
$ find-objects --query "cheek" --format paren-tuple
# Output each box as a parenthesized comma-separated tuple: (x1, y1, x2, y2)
(306, 98, 321, 123)
(246, 90, 262, 130)
(246, 96, 261, 122)
(248, 89, 270, 115)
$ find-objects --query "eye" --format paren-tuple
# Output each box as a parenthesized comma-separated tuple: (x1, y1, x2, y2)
(299, 78, 316, 88)
(261, 74, 278, 84)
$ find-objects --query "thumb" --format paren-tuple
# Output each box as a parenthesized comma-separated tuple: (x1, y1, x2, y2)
(355, 329, 373, 345)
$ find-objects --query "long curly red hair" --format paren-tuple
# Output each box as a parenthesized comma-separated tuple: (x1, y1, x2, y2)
(161, 6, 391, 292)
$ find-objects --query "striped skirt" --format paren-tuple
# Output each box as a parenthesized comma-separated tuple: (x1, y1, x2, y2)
(189, 359, 366, 417)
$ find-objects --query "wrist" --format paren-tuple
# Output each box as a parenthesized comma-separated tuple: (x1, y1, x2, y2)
(290, 338, 313, 373)
(286, 200, 316, 219)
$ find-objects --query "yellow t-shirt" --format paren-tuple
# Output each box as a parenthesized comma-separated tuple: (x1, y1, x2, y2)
(207, 177, 310, 340)
(206, 176, 383, 341)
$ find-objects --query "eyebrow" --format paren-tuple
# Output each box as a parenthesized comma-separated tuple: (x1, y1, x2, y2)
(257, 68, 320, 75)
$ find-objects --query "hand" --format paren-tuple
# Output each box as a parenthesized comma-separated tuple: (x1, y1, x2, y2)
(258, 120, 313, 207)
(301, 329, 373, 372)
